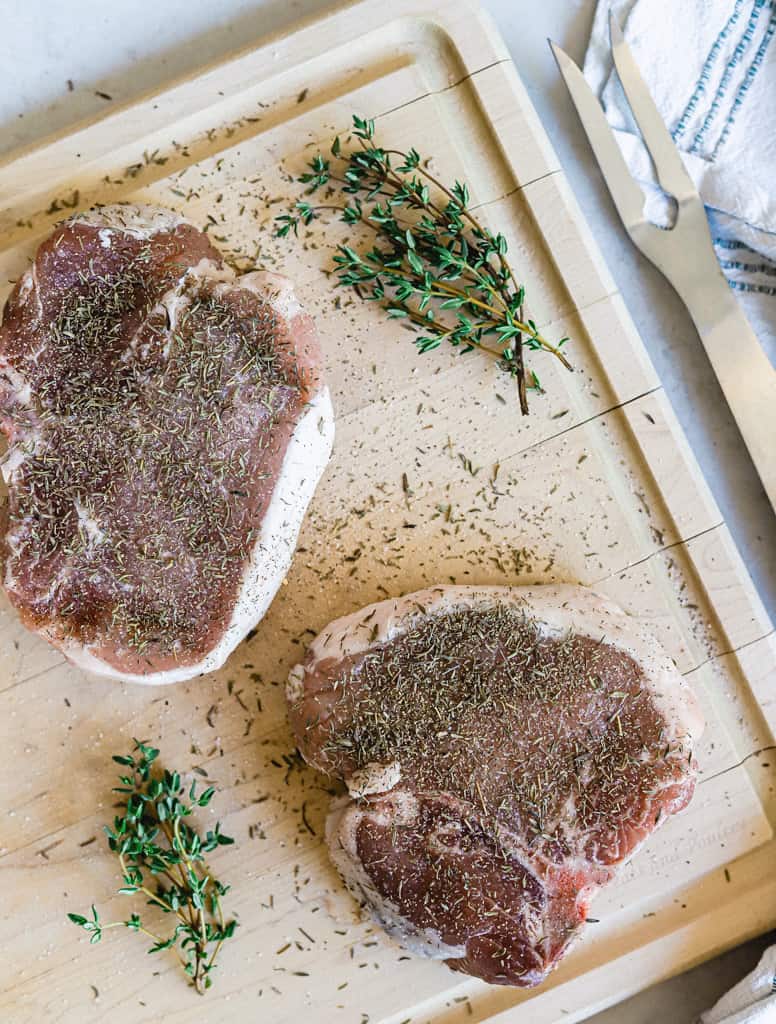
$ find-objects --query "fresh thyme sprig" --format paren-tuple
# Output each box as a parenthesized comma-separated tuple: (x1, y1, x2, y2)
(68, 740, 237, 995)
(276, 115, 572, 413)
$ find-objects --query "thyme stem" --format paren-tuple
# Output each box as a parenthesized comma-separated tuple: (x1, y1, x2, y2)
(276, 115, 572, 412)
(67, 740, 237, 994)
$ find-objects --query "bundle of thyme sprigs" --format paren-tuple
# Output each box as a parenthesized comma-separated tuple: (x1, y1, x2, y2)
(68, 740, 236, 995)
(276, 115, 572, 413)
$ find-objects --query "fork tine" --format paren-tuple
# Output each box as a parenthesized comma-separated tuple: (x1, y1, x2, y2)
(549, 40, 646, 230)
(608, 13, 697, 200)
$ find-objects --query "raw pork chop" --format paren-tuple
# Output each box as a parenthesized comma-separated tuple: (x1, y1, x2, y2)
(0, 204, 334, 683)
(287, 585, 703, 986)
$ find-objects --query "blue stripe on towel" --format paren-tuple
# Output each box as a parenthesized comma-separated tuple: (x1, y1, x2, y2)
(729, 280, 776, 296)
(719, 257, 776, 276)
(672, 0, 746, 141)
(713, 239, 776, 296)
(711, 9, 776, 159)
(713, 237, 749, 250)
(688, 0, 767, 157)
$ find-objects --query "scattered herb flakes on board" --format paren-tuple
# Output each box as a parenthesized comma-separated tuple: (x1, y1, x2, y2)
(68, 739, 237, 995)
(277, 115, 572, 412)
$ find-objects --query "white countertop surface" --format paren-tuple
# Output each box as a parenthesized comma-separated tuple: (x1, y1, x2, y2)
(2, 1, 774, 1021)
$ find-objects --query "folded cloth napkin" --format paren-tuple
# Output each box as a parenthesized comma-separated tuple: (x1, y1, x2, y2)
(698, 945, 776, 1023)
(584, 0, 776, 369)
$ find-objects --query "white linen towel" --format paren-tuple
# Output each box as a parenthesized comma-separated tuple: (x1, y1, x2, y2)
(584, 0, 776, 370)
(699, 946, 776, 1023)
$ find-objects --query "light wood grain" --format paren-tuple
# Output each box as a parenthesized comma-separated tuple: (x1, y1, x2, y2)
(0, 1, 774, 1022)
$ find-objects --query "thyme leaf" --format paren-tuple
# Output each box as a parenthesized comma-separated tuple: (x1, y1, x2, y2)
(276, 114, 572, 413)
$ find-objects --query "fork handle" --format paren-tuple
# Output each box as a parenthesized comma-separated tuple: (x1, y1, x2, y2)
(684, 286, 776, 512)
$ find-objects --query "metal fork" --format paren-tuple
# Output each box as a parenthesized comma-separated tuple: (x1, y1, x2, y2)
(550, 13, 776, 513)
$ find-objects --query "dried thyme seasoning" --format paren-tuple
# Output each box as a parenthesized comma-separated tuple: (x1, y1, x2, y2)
(7, 237, 300, 663)
(277, 115, 572, 413)
(68, 740, 237, 995)
(303, 605, 694, 853)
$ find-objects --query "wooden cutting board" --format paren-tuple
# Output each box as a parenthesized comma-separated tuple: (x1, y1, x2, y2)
(1, 1, 774, 1021)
